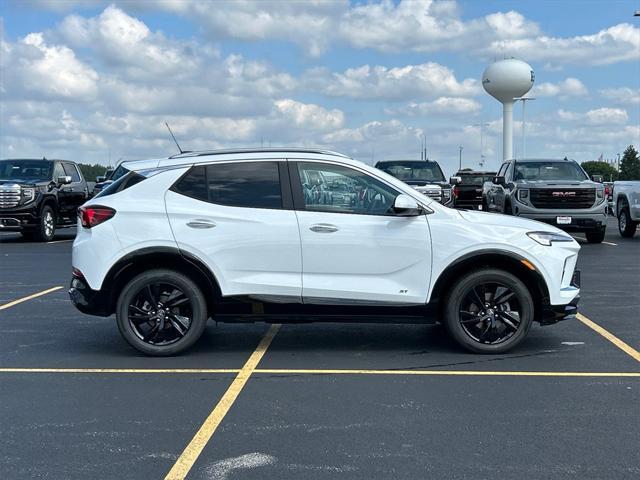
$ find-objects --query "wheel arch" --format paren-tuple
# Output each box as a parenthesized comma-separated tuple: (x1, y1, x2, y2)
(103, 247, 221, 316)
(429, 249, 550, 322)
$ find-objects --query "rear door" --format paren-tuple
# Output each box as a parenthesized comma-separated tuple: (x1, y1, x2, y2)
(165, 160, 302, 300)
(290, 160, 432, 305)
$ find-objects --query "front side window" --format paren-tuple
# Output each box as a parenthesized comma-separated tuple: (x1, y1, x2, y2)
(497, 163, 509, 177)
(296, 162, 399, 215)
(63, 163, 81, 182)
(53, 163, 65, 180)
(172, 162, 282, 209)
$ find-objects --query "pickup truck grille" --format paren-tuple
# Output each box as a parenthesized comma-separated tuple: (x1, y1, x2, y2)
(0, 185, 21, 208)
(529, 188, 595, 209)
(412, 187, 442, 203)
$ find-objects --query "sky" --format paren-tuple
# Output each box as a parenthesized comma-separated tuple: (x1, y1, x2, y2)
(1, 0, 639, 176)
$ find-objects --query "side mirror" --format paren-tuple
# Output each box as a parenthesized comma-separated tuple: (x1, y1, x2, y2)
(450, 176, 462, 185)
(492, 175, 506, 186)
(393, 194, 423, 216)
(57, 175, 72, 185)
(96, 176, 106, 183)
(591, 175, 603, 183)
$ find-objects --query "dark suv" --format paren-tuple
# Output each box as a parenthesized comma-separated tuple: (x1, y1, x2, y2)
(0, 158, 88, 241)
(374, 160, 453, 206)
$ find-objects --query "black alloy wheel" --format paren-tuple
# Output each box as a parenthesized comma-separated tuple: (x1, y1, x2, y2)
(116, 269, 208, 356)
(128, 282, 193, 346)
(444, 269, 533, 353)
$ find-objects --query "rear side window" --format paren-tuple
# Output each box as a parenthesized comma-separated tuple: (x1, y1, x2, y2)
(173, 162, 282, 209)
(63, 163, 81, 182)
(94, 171, 146, 198)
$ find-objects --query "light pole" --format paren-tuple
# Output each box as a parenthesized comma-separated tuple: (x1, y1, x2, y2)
(514, 97, 535, 159)
(473, 122, 489, 168)
(458, 146, 463, 170)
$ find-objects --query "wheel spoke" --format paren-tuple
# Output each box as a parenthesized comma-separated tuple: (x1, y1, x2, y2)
(168, 315, 187, 337)
(143, 285, 157, 307)
(497, 311, 520, 330)
(165, 293, 189, 308)
(470, 287, 485, 309)
(143, 324, 160, 342)
(494, 288, 515, 306)
(478, 322, 492, 341)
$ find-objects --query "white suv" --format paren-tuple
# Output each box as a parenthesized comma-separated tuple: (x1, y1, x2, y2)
(69, 148, 581, 356)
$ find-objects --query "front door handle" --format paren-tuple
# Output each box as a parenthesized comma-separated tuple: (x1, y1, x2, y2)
(309, 223, 338, 233)
(186, 219, 216, 229)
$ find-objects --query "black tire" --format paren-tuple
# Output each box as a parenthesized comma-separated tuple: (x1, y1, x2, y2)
(116, 269, 208, 356)
(443, 269, 533, 354)
(32, 205, 56, 242)
(585, 227, 606, 243)
(503, 198, 512, 215)
(618, 207, 637, 238)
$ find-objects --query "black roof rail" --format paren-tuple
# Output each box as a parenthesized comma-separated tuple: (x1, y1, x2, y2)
(168, 147, 350, 159)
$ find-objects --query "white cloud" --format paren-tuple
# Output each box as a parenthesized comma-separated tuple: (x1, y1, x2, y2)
(274, 99, 344, 131)
(533, 77, 588, 98)
(307, 62, 479, 100)
(600, 87, 640, 106)
(585, 107, 628, 125)
(386, 97, 482, 116)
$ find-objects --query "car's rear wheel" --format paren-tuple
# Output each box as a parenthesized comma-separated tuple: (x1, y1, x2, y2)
(443, 269, 533, 354)
(618, 207, 637, 238)
(585, 227, 606, 243)
(116, 269, 208, 356)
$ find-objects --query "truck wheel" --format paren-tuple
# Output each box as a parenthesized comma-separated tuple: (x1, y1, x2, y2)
(585, 227, 606, 243)
(32, 205, 56, 242)
(115, 269, 208, 356)
(443, 269, 533, 354)
(618, 207, 637, 238)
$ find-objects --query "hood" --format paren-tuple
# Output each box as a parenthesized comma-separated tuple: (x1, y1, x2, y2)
(515, 180, 598, 188)
(405, 180, 449, 188)
(0, 179, 49, 187)
(457, 209, 566, 234)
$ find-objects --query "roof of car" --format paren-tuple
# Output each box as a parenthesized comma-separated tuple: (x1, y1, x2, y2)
(169, 147, 350, 159)
(375, 160, 440, 164)
(510, 158, 575, 163)
(456, 170, 496, 175)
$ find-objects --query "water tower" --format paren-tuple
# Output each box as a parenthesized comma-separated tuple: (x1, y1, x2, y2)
(482, 59, 534, 160)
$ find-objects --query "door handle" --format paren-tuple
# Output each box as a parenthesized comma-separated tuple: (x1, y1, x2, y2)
(309, 223, 338, 233)
(186, 219, 216, 229)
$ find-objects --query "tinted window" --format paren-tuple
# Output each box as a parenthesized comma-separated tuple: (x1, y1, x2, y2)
(63, 163, 81, 182)
(297, 162, 399, 215)
(513, 161, 588, 181)
(173, 162, 282, 209)
(53, 163, 65, 180)
(94, 171, 146, 198)
(376, 161, 445, 182)
(0, 160, 52, 181)
(497, 163, 509, 177)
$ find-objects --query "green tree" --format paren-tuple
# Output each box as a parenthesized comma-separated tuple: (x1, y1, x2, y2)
(77, 163, 109, 182)
(580, 161, 618, 181)
(619, 145, 640, 181)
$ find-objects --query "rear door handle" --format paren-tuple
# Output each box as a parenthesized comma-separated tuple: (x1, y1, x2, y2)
(309, 223, 338, 233)
(186, 219, 216, 229)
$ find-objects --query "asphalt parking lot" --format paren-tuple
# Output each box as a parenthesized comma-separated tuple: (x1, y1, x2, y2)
(1, 216, 638, 480)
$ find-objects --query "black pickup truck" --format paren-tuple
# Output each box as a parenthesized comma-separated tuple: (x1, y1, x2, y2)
(450, 170, 496, 210)
(0, 158, 89, 241)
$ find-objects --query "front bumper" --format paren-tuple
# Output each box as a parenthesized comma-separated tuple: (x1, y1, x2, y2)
(539, 269, 580, 325)
(69, 275, 112, 317)
(0, 211, 40, 230)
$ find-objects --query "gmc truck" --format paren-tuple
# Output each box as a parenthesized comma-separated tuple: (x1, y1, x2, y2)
(374, 160, 453, 206)
(0, 158, 89, 241)
(613, 181, 640, 237)
(483, 158, 607, 243)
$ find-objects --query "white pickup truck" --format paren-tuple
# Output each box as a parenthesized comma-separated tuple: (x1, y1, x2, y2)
(613, 181, 640, 237)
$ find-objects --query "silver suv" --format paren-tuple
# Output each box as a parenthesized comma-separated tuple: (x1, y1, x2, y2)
(483, 158, 607, 243)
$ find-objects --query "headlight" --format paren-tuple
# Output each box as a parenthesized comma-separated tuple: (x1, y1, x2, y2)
(596, 188, 605, 204)
(21, 187, 35, 204)
(527, 231, 574, 246)
(517, 188, 530, 204)
(442, 189, 451, 201)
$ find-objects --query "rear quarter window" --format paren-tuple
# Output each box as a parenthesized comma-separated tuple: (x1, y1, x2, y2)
(94, 171, 146, 198)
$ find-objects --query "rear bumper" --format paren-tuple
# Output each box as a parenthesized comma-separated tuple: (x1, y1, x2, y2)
(69, 275, 112, 317)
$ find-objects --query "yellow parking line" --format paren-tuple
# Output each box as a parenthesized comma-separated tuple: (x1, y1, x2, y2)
(0, 368, 239, 374)
(0, 286, 63, 311)
(577, 313, 640, 363)
(164, 324, 281, 480)
(255, 369, 640, 377)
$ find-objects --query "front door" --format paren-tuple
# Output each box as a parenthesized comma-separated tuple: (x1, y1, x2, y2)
(291, 160, 432, 305)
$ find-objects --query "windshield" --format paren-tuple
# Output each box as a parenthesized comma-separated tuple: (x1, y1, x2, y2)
(377, 162, 445, 182)
(514, 161, 588, 182)
(459, 175, 495, 186)
(0, 160, 52, 181)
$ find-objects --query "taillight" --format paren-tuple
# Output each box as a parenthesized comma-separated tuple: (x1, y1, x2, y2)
(78, 206, 116, 228)
(452, 186, 459, 198)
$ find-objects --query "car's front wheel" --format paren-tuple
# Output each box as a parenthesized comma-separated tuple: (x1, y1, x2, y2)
(585, 227, 606, 243)
(116, 269, 208, 356)
(443, 269, 533, 354)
